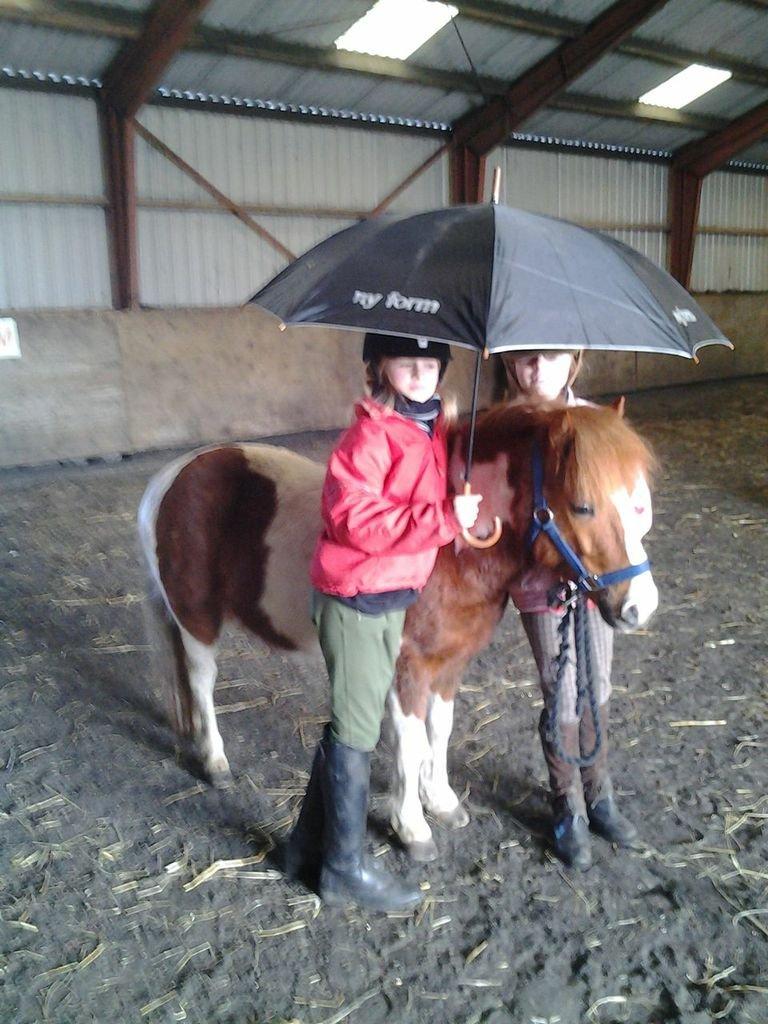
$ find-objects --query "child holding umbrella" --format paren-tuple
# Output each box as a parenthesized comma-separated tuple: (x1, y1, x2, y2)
(285, 333, 482, 911)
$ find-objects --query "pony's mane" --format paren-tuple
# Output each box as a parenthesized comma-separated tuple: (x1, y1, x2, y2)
(557, 405, 655, 504)
(467, 402, 655, 504)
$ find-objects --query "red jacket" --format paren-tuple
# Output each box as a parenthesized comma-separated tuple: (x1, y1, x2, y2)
(311, 398, 461, 597)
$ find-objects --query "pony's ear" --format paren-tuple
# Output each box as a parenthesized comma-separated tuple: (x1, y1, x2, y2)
(611, 395, 626, 418)
(547, 410, 576, 475)
(547, 409, 575, 448)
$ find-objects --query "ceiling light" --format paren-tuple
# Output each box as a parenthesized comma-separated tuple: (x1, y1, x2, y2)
(639, 64, 732, 109)
(335, 0, 458, 60)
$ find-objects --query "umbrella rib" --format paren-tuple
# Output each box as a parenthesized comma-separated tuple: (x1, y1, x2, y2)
(503, 258, 665, 321)
(499, 251, 688, 354)
(606, 238, 714, 351)
(489, 340, 707, 357)
(541, 224, 594, 347)
(278, 320, 482, 352)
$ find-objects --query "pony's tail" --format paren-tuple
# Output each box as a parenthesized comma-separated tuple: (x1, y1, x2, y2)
(140, 583, 195, 739)
(137, 478, 194, 739)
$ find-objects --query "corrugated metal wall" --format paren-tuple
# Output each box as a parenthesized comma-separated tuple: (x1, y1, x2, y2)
(488, 147, 768, 290)
(486, 147, 668, 266)
(0, 90, 111, 308)
(138, 208, 353, 307)
(693, 170, 768, 292)
(135, 106, 448, 305)
(0, 90, 766, 310)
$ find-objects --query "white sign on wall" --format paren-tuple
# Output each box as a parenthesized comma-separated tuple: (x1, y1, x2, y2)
(0, 318, 21, 359)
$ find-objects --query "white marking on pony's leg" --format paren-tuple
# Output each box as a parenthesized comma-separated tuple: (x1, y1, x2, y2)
(611, 482, 658, 630)
(180, 628, 230, 783)
(387, 689, 434, 850)
(420, 695, 469, 829)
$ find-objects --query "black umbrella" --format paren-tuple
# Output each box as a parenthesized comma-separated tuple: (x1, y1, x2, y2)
(250, 204, 732, 542)
(250, 204, 730, 358)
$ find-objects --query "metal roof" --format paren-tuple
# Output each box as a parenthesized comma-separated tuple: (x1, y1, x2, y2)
(414, 18, 559, 78)
(739, 140, 768, 164)
(519, 109, 702, 154)
(161, 51, 474, 124)
(571, 52, 768, 119)
(638, 0, 768, 63)
(0, 23, 118, 80)
(0, 0, 766, 167)
(203, 0, 362, 47)
(499, 0, 613, 18)
(94, 0, 151, 9)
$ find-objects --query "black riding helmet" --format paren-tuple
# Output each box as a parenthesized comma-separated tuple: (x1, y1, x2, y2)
(362, 332, 452, 381)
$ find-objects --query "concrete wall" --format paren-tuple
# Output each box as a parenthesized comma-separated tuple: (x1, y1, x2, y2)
(1, 295, 766, 468)
(581, 292, 768, 393)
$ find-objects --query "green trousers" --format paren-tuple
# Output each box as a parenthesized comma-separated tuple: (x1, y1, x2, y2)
(312, 590, 406, 752)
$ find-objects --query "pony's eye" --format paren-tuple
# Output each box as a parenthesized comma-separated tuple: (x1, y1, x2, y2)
(570, 503, 595, 517)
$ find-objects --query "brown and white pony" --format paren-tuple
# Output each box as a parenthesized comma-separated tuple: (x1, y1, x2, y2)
(138, 404, 657, 857)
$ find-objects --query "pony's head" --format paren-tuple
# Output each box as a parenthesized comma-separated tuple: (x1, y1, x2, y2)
(451, 402, 658, 631)
(537, 404, 657, 630)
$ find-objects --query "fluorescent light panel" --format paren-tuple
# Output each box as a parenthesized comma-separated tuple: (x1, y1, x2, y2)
(639, 64, 732, 109)
(335, 0, 458, 60)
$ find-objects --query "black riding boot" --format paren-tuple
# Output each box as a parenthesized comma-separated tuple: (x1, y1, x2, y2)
(320, 735, 423, 913)
(580, 703, 638, 847)
(283, 727, 329, 884)
(539, 711, 592, 871)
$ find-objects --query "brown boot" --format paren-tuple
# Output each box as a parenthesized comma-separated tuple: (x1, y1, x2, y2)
(539, 711, 591, 871)
(580, 703, 638, 847)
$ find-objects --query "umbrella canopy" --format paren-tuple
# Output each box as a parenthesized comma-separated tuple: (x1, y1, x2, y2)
(250, 204, 732, 359)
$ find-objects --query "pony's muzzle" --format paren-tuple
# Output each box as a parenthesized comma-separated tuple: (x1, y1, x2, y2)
(617, 572, 659, 632)
(621, 604, 640, 630)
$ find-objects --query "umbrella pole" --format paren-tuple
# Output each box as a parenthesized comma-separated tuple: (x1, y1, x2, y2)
(462, 348, 502, 549)
(464, 347, 483, 485)
(464, 163, 500, 485)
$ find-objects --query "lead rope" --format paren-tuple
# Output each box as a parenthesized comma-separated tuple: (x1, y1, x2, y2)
(546, 587, 603, 767)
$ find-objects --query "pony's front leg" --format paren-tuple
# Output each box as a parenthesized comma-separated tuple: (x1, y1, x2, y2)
(387, 688, 438, 862)
(180, 628, 231, 786)
(420, 692, 469, 829)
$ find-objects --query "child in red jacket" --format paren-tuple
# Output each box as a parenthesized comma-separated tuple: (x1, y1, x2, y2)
(285, 333, 481, 912)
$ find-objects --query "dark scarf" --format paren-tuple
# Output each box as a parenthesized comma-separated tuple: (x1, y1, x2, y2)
(391, 393, 442, 436)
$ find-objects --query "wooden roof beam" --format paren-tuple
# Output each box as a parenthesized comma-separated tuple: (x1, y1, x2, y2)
(672, 98, 768, 177)
(101, 0, 212, 118)
(668, 99, 768, 286)
(2, 1, 768, 93)
(452, 0, 671, 158)
(551, 93, 724, 133)
(453, 1, 768, 89)
(98, 0, 211, 310)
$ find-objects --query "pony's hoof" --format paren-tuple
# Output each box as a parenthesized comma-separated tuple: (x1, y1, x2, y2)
(208, 765, 234, 789)
(432, 804, 470, 830)
(406, 838, 439, 862)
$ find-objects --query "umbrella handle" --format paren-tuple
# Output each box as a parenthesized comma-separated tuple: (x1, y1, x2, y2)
(460, 482, 503, 549)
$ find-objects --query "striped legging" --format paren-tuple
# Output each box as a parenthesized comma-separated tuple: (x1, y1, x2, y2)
(520, 608, 613, 724)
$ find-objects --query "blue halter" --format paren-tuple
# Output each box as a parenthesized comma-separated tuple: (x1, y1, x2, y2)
(527, 439, 650, 594)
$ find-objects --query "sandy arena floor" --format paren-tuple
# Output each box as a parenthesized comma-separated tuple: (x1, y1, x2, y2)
(1, 378, 767, 1024)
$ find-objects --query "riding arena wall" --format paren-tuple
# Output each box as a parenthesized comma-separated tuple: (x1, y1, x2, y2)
(0, 294, 765, 468)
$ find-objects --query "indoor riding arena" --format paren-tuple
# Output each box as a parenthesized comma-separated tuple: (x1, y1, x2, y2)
(1, 3, 767, 1024)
